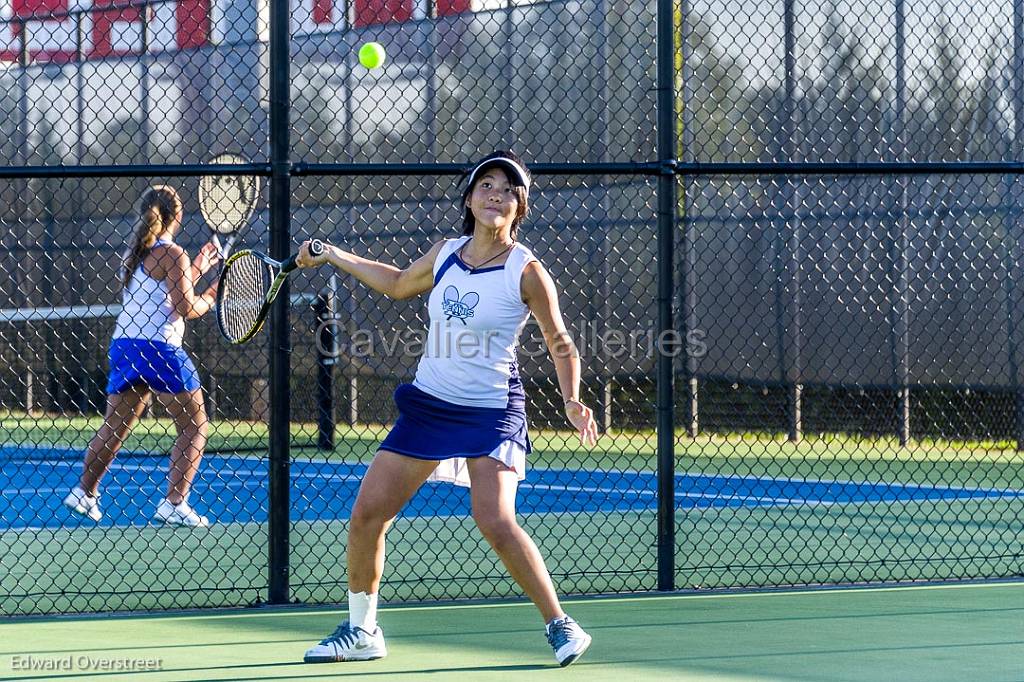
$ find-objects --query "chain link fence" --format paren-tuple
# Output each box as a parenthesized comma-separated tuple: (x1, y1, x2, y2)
(1, 0, 1023, 615)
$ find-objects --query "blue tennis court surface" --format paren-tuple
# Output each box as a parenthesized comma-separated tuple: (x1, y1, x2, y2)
(1, 449, 1022, 529)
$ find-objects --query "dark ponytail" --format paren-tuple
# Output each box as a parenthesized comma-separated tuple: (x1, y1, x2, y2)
(123, 186, 182, 288)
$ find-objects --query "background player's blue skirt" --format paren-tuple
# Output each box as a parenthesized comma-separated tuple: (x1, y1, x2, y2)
(379, 383, 532, 460)
(106, 338, 201, 395)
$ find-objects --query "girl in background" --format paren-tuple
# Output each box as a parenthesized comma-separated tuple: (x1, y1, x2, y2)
(63, 185, 220, 527)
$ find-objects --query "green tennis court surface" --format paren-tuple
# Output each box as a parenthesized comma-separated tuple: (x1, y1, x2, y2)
(2, 584, 1022, 681)
(3, 414, 1024, 614)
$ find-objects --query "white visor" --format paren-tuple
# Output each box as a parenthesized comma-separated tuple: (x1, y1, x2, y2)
(466, 157, 531, 192)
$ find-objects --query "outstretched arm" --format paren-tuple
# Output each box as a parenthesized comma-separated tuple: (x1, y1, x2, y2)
(521, 260, 598, 447)
(297, 240, 443, 300)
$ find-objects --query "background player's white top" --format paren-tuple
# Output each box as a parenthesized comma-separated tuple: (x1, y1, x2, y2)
(112, 240, 185, 346)
(414, 236, 536, 409)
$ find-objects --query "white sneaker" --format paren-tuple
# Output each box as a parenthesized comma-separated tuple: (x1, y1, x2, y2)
(63, 486, 102, 522)
(153, 499, 210, 528)
(303, 620, 387, 663)
(546, 616, 592, 667)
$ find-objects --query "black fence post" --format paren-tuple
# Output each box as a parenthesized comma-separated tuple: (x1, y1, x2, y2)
(140, 1, 151, 164)
(679, 0, 698, 438)
(1013, 0, 1024, 451)
(894, 0, 911, 446)
(316, 288, 337, 450)
(267, 0, 292, 605)
(656, 0, 676, 592)
(783, 0, 803, 443)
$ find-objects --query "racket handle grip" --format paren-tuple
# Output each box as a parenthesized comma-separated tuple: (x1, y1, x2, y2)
(281, 239, 326, 273)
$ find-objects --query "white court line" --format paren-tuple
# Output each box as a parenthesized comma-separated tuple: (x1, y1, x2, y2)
(35, 458, 1024, 498)
(18, 449, 1024, 495)
(27, 453, 1024, 496)
(1, 479, 269, 497)
(288, 453, 1024, 496)
(5, 466, 1020, 508)
(3, 461, 803, 503)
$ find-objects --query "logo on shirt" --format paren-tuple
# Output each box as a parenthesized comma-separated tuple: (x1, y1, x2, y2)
(442, 285, 479, 324)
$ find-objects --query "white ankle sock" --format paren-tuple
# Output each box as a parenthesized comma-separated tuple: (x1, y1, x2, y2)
(348, 590, 378, 631)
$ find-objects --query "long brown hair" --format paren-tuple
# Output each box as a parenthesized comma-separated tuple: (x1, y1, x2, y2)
(461, 150, 530, 242)
(123, 185, 182, 287)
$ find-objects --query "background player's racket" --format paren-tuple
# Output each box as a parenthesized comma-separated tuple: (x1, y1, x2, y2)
(199, 153, 260, 261)
(217, 239, 325, 344)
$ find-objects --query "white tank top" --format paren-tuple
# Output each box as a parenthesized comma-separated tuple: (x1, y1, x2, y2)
(112, 239, 185, 347)
(413, 236, 536, 409)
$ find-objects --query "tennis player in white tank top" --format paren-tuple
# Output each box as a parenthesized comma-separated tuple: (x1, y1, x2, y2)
(298, 152, 598, 668)
(62, 185, 221, 528)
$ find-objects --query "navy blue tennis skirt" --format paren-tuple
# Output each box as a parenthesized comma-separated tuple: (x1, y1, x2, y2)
(379, 383, 532, 461)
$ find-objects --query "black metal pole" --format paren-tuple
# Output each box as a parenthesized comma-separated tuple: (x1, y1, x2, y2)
(75, 10, 86, 263)
(18, 23, 29, 168)
(139, 2, 151, 164)
(894, 0, 911, 446)
(596, 0, 614, 434)
(1012, 0, 1024, 450)
(75, 12, 85, 159)
(316, 287, 337, 450)
(679, 0, 698, 437)
(655, 0, 676, 592)
(267, 0, 291, 605)
(783, 0, 802, 442)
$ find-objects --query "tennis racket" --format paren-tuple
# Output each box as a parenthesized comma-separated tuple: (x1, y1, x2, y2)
(199, 153, 260, 261)
(217, 239, 325, 344)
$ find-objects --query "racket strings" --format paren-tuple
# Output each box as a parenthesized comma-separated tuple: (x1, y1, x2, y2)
(219, 253, 272, 343)
(199, 156, 258, 235)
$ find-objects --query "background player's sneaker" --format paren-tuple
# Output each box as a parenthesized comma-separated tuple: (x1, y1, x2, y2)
(546, 616, 592, 667)
(303, 620, 387, 662)
(153, 499, 210, 527)
(63, 486, 102, 521)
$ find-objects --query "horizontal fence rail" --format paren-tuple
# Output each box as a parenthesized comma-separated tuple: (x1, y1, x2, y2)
(11, 161, 1024, 180)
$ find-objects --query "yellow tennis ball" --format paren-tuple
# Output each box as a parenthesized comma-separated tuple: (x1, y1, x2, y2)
(358, 42, 386, 69)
